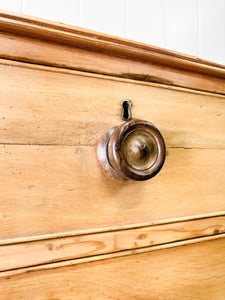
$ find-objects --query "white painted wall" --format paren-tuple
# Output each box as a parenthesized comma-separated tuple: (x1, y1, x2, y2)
(0, 0, 224, 65)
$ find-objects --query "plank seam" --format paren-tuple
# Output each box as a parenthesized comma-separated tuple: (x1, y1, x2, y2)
(0, 144, 224, 150)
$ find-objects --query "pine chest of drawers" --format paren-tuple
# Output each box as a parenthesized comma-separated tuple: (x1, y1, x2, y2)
(0, 10, 225, 300)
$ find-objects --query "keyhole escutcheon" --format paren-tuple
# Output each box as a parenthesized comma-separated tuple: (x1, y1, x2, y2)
(122, 100, 132, 121)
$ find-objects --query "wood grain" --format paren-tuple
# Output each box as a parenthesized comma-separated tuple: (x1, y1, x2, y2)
(0, 216, 224, 271)
(0, 144, 224, 241)
(0, 60, 224, 148)
(0, 11, 225, 94)
(0, 12, 224, 298)
(1, 234, 224, 278)
(1, 238, 224, 299)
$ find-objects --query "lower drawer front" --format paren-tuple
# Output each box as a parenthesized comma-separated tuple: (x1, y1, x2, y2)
(1, 238, 225, 300)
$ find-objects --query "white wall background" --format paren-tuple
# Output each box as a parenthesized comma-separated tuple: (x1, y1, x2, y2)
(0, 0, 225, 65)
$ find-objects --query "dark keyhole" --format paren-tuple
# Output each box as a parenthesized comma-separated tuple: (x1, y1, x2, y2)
(122, 100, 132, 121)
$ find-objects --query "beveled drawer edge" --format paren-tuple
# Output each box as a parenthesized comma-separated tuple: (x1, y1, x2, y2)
(1, 211, 224, 246)
(0, 215, 224, 273)
(1, 58, 225, 99)
(1, 233, 225, 278)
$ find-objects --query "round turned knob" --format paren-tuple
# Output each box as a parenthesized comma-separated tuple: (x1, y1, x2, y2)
(97, 119, 166, 181)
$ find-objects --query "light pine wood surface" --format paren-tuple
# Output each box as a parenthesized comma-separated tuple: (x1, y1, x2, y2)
(0, 59, 224, 242)
(1, 238, 224, 299)
(0, 215, 224, 271)
(0, 11, 224, 299)
(0, 10, 225, 94)
(0, 60, 224, 148)
(0, 145, 224, 240)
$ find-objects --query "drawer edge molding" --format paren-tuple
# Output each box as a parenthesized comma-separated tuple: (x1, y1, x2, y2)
(0, 11, 225, 94)
(1, 57, 224, 99)
(0, 216, 224, 272)
(1, 238, 224, 300)
(1, 211, 224, 246)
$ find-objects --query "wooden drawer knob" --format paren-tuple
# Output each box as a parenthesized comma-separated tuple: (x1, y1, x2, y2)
(98, 119, 166, 181)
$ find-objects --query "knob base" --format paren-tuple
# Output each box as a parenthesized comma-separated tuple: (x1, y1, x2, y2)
(97, 127, 127, 180)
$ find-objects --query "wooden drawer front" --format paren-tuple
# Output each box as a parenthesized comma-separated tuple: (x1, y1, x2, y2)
(1, 238, 225, 299)
(0, 60, 225, 242)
